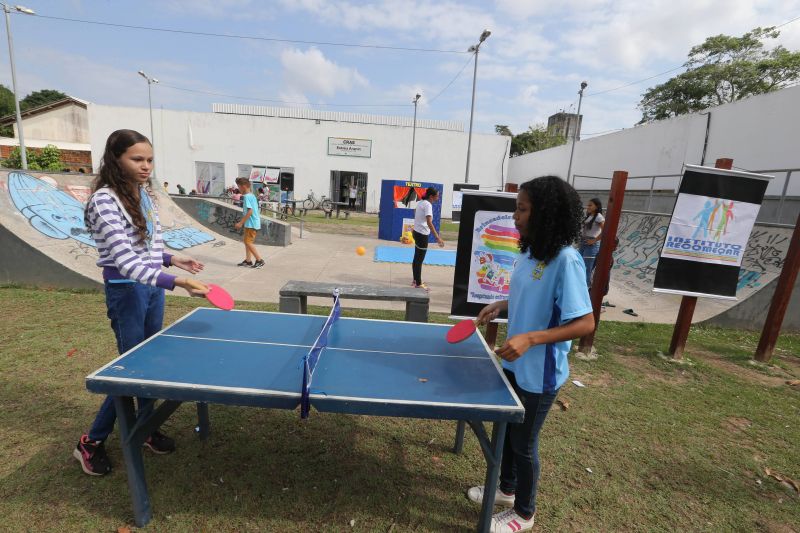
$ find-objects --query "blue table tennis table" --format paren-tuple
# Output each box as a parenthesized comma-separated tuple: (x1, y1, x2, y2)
(86, 307, 524, 532)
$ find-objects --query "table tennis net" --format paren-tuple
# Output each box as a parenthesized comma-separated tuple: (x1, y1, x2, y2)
(300, 289, 341, 418)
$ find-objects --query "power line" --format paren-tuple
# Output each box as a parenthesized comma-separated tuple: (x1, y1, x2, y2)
(158, 83, 411, 107)
(427, 54, 475, 104)
(29, 14, 469, 54)
(585, 65, 685, 97)
(775, 14, 800, 29)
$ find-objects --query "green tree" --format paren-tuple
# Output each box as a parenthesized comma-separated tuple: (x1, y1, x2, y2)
(638, 27, 800, 123)
(500, 124, 567, 156)
(2, 144, 66, 171)
(0, 85, 15, 137)
(494, 124, 513, 136)
(20, 89, 67, 111)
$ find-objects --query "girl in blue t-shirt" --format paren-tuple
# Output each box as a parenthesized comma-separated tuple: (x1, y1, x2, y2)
(467, 176, 595, 532)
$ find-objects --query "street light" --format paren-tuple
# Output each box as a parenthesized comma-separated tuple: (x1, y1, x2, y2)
(2, 3, 35, 169)
(409, 93, 421, 181)
(464, 29, 490, 184)
(566, 80, 588, 187)
(138, 70, 159, 178)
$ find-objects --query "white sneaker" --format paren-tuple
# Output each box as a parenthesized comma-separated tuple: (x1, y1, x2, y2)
(491, 508, 535, 532)
(466, 485, 515, 507)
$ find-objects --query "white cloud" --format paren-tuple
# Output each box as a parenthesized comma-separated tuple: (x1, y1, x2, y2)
(280, 0, 497, 49)
(279, 47, 368, 99)
(164, 0, 276, 21)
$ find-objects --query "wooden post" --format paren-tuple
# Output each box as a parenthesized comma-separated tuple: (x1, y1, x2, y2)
(579, 170, 628, 353)
(669, 157, 733, 358)
(485, 322, 499, 348)
(754, 213, 800, 362)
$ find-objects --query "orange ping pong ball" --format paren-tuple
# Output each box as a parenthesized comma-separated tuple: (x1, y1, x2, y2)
(356, 246, 366, 256)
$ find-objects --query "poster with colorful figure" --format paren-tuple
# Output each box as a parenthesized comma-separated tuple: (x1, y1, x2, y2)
(468, 211, 519, 301)
(654, 164, 771, 299)
(451, 190, 518, 319)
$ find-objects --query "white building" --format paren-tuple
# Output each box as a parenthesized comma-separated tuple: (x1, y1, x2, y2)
(86, 103, 511, 216)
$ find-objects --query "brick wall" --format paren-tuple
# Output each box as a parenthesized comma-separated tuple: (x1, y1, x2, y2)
(0, 145, 92, 173)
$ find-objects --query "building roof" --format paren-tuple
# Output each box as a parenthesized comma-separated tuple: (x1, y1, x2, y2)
(0, 96, 89, 126)
(212, 103, 464, 132)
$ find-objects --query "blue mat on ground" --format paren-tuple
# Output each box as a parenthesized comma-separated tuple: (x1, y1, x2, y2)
(374, 246, 456, 266)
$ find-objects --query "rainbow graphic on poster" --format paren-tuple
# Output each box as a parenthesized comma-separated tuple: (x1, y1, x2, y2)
(468, 211, 520, 303)
(481, 224, 519, 253)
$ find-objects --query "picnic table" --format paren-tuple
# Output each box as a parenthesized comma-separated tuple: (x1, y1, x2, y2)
(325, 201, 351, 219)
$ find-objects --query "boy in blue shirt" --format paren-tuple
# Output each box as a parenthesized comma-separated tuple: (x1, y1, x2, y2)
(467, 176, 595, 532)
(234, 177, 265, 268)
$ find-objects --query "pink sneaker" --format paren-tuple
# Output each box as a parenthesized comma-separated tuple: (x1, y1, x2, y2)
(491, 508, 534, 532)
(413, 282, 430, 292)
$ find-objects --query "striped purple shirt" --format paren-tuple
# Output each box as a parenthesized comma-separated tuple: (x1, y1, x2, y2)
(86, 188, 176, 290)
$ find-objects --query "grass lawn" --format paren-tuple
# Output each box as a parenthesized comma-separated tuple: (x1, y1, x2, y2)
(297, 210, 461, 241)
(0, 286, 798, 532)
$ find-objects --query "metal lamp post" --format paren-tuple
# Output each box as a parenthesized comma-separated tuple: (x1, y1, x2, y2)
(138, 70, 159, 178)
(410, 93, 421, 181)
(3, 3, 35, 169)
(464, 29, 491, 184)
(566, 80, 587, 186)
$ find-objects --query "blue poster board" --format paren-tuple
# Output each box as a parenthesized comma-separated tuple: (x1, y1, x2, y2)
(378, 179, 443, 242)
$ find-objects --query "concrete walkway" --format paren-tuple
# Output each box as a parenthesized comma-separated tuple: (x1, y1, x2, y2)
(192, 226, 457, 315)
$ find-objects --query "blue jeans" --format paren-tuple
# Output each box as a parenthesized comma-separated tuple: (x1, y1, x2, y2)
(579, 239, 601, 288)
(87, 282, 165, 442)
(499, 369, 558, 519)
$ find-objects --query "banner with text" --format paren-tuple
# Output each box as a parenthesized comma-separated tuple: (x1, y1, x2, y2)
(328, 137, 372, 158)
(653, 164, 771, 299)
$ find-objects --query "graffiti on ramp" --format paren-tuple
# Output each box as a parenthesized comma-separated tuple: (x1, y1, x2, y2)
(6, 172, 213, 250)
(8, 171, 94, 246)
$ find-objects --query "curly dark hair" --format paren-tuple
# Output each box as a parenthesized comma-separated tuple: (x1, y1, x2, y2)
(518, 176, 583, 263)
(85, 129, 153, 244)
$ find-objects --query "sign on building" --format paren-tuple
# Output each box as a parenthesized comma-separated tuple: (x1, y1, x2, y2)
(328, 137, 372, 158)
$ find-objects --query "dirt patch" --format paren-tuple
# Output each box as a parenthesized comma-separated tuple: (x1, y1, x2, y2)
(614, 354, 691, 384)
(569, 370, 618, 388)
(722, 416, 752, 433)
(694, 351, 790, 388)
(756, 519, 799, 533)
(774, 353, 800, 376)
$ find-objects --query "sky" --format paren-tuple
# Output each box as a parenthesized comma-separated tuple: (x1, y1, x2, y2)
(1, 0, 799, 138)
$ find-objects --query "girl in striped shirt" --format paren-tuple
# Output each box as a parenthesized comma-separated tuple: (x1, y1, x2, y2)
(74, 129, 209, 476)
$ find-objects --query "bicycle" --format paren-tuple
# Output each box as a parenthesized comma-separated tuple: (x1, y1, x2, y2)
(301, 190, 332, 212)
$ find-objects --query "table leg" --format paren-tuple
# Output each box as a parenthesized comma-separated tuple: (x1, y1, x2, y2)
(195, 402, 210, 440)
(469, 421, 507, 533)
(114, 396, 152, 527)
(453, 420, 466, 454)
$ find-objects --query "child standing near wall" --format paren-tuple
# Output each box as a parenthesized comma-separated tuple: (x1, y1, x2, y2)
(234, 177, 265, 268)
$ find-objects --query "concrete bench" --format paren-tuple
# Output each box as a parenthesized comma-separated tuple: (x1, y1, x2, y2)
(279, 280, 429, 322)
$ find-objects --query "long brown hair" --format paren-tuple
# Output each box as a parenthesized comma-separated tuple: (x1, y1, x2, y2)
(87, 129, 153, 243)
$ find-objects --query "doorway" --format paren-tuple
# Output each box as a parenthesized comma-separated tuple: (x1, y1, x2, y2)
(330, 171, 367, 211)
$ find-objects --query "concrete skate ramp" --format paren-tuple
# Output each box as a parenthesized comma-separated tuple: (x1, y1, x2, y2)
(605, 211, 798, 331)
(0, 170, 235, 289)
(172, 196, 291, 247)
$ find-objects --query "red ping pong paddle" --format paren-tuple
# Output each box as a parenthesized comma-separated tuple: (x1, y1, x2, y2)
(446, 319, 477, 344)
(207, 283, 235, 311)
